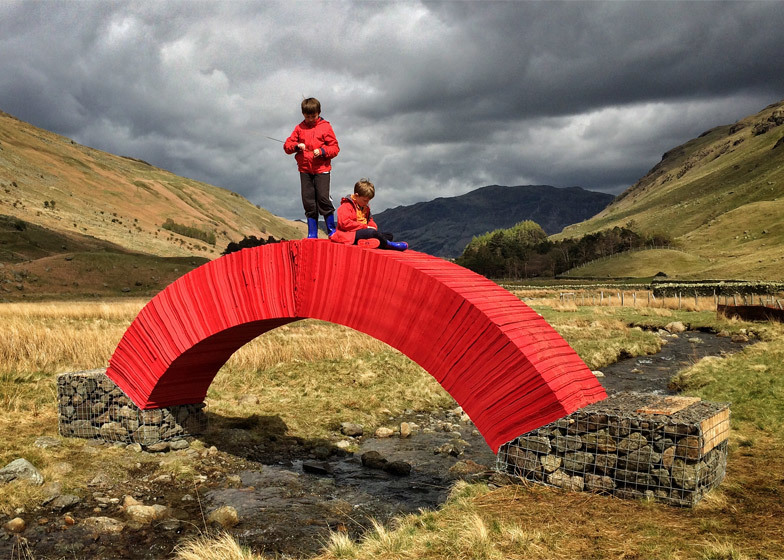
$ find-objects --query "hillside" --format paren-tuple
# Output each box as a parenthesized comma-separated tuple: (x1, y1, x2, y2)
(374, 185, 613, 257)
(0, 109, 307, 261)
(556, 99, 784, 280)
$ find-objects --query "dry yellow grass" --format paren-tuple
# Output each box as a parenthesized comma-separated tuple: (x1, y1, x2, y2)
(513, 289, 721, 313)
(174, 531, 261, 560)
(4, 298, 782, 558)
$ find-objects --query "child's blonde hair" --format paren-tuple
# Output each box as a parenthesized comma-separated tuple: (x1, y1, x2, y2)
(354, 178, 375, 199)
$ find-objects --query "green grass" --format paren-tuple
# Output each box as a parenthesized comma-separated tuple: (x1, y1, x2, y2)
(563, 248, 710, 279)
(672, 333, 784, 437)
(554, 100, 784, 280)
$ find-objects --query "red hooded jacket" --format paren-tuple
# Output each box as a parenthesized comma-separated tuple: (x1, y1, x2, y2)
(283, 117, 339, 174)
(331, 195, 379, 245)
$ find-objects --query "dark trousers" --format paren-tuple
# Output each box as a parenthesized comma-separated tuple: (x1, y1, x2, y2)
(354, 228, 393, 248)
(300, 172, 334, 219)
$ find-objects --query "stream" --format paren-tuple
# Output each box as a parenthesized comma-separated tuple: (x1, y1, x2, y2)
(1, 331, 750, 559)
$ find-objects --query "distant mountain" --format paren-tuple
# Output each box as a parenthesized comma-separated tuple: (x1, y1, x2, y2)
(556, 98, 784, 280)
(373, 185, 614, 257)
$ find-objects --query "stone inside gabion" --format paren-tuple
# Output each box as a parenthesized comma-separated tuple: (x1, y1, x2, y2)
(57, 368, 207, 447)
(495, 392, 729, 507)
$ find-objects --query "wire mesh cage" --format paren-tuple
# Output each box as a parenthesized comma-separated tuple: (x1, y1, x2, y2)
(496, 392, 729, 507)
(57, 368, 207, 447)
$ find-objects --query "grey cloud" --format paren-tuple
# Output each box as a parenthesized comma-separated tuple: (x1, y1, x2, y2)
(1, 1, 783, 220)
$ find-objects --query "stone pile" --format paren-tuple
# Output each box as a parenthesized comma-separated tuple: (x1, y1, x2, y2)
(57, 368, 207, 447)
(496, 392, 729, 507)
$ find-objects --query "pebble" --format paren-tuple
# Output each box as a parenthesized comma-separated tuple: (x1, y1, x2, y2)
(207, 505, 239, 528)
(375, 427, 395, 438)
(3, 517, 26, 533)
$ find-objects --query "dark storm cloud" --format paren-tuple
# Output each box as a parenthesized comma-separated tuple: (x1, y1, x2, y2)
(1, 1, 783, 219)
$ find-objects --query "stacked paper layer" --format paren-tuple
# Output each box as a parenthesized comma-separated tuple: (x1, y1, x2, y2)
(106, 240, 606, 453)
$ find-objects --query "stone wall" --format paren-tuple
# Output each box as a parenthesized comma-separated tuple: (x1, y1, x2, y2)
(496, 392, 729, 507)
(57, 368, 207, 448)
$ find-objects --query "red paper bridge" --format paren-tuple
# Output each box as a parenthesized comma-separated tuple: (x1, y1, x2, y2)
(106, 240, 606, 453)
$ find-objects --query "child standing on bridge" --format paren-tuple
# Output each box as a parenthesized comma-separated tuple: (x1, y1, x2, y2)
(330, 178, 408, 251)
(284, 97, 340, 239)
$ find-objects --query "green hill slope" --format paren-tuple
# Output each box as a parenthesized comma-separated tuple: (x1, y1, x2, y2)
(556, 99, 784, 280)
(0, 109, 307, 260)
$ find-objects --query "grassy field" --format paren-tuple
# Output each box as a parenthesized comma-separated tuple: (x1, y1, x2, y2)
(1, 293, 783, 559)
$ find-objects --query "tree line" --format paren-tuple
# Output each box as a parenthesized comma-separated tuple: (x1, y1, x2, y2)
(455, 220, 672, 279)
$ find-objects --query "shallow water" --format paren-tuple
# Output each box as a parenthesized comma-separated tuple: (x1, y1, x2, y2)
(597, 330, 749, 395)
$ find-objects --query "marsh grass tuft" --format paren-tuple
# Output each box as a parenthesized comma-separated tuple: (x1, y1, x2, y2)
(174, 531, 261, 560)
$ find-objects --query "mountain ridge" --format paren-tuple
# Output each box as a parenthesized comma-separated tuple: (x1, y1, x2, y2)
(374, 184, 614, 257)
(553, 98, 784, 279)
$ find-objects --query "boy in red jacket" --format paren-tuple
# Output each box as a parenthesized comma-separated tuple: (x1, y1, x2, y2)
(331, 178, 408, 251)
(284, 98, 340, 238)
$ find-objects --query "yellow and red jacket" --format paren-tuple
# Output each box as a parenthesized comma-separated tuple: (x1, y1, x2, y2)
(283, 117, 339, 174)
(331, 195, 379, 245)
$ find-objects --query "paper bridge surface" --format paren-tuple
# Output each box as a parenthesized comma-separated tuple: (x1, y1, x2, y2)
(106, 240, 606, 453)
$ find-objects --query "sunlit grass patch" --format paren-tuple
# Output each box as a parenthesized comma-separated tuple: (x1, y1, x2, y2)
(174, 531, 262, 560)
(208, 347, 453, 441)
(670, 325, 784, 439)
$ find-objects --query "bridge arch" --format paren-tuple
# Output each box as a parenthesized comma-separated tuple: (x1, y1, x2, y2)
(106, 240, 605, 452)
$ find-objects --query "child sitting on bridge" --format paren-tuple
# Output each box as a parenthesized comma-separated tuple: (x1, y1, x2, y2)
(330, 179, 408, 251)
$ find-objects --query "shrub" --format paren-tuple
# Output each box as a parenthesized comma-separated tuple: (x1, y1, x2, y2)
(161, 219, 216, 245)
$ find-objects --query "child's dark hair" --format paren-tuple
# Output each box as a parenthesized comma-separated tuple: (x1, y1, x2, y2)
(301, 97, 321, 115)
(354, 178, 375, 198)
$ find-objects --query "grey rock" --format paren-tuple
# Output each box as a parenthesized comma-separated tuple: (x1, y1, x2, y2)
(361, 451, 388, 469)
(547, 470, 584, 491)
(384, 461, 412, 476)
(562, 451, 594, 473)
(0, 458, 44, 485)
(340, 422, 364, 437)
(82, 516, 125, 534)
(34, 436, 63, 449)
(48, 494, 81, 512)
(518, 435, 551, 454)
(169, 439, 190, 450)
(302, 461, 332, 475)
(585, 473, 615, 493)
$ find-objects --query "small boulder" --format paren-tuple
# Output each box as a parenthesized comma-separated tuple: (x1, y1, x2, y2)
(83, 516, 125, 534)
(3, 517, 26, 533)
(47, 494, 81, 513)
(125, 504, 168, 525)
(207, 505, 239, 528)
(361, 451, 388, 470)
(302, 461, 332, 475)
(384, 461, 412, 476)
(665, 321, 687, 334)
(448, 459, 488, 480)
(340, 422, 364, 437)
(0, 458, 44, 485)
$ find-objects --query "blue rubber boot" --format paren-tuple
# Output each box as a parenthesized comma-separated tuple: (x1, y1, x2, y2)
(386, 241, 408, 251)
(306, 217, 319, 239)
(325, 213, 337, 237)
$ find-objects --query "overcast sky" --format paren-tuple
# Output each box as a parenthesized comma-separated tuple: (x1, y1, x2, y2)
(2, 1, 783, 219)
